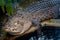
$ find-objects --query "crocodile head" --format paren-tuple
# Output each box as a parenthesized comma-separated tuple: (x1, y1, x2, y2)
(4, 16, 32, 35)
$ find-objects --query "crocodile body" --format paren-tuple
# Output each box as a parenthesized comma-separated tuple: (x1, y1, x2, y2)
(4, 0, 59, 35)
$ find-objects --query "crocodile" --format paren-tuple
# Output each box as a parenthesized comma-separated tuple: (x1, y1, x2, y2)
(3, 0, 59, 36)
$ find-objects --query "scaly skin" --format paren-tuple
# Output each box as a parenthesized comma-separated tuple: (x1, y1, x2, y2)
(4, 17, 32, 35)
(4, 0, 59, 36)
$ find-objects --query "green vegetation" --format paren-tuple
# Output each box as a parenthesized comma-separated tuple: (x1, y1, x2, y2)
(0, 0, 14, 16)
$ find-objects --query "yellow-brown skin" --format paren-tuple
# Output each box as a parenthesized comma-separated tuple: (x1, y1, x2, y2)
(4, 17, 32, 35)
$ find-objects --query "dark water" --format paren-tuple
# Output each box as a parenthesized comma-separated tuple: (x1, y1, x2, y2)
(15, 26, 60, 40)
